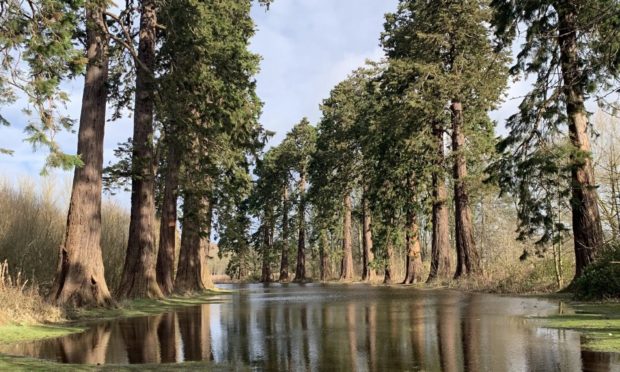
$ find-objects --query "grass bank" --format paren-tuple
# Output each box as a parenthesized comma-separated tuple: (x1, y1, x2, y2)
(0, 355, 248, 371)
(0, 290, 227, 345)
(540, 303, 620, 352)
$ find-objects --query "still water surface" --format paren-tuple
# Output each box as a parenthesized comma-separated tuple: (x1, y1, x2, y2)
(1, 283, 619, 371)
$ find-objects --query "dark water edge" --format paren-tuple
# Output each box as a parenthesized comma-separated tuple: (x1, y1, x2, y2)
(1, 283, 619, 371)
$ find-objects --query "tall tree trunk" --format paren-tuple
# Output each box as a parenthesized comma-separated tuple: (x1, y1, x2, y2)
(156, 141, 180, 295)
(279, 186, 289, 281)
(49, 4, 112, 307)
(402, 209, 423, 284)
(451, 101, 481, 278)
(261, 212, 272, 283)
(319, 229, 329, 281)
(557, 3, 603, 280)
(201, 197, 215, 289)
(428, 122, 452, 282)
(384, 227, 394, 284)
(340, 193, 354, 281)
(118, 0, 161, 300)
(175, 194, 213, 293)
(294, 170, 307, 281)
(362, 194, 375, 281)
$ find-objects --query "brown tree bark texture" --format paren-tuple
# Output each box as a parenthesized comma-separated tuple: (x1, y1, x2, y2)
(340, 194, 354, 281)
(279, 186, 290, 281)
(50, 4, 112, 307)
(118, 0, 162, 300)
(557, 2, 603, 280)
(175, 195, 213, 293)
(156, 142, 180, 295)
(428, 122, 452, 282)
(362, 195, 376, 281)
(294, 171, 307, 281)
(402, 210, 423, 284)
(451, 101, 481, 278)
(384, 227, 394, 284)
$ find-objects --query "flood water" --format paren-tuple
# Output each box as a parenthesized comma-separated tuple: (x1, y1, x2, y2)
(1, 284, 619, 371)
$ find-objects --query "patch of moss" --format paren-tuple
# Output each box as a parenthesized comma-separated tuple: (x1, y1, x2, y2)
(0, 324, 86, 344)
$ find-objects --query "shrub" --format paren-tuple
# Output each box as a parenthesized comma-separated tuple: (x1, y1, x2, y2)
(573, 243, 620, 300)
(0, 177, 130, 293)
(0, 260, 63, 325)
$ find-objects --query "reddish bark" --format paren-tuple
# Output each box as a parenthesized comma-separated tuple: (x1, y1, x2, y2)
(174, 194, 213, 293)
(340, 194, 354, 281)
(49, 4, 112, 307)
(279, 186, 290, 281)
(427, 122, 452, 282)
(118, 0, 162, 300)
(362, 195, 376, 281)
(156, 142, 180, 295)
(451, 101, 481, 278)
(557, 3, 603, 280)
(402, 210, 423, 284)
(294, 171, 307, 282)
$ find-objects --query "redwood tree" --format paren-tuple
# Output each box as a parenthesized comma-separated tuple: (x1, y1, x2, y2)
(491, 0, 620, 280)
(339, 194, 354, 281)
(281, 118, 316, 282)
(50, 1, 113, 306)
(117, 0, 162, 300)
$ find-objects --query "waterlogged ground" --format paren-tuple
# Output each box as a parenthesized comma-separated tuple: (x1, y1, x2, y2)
(1, 283, 619, 371)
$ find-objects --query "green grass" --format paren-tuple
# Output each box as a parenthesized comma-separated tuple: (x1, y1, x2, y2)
(541, 302, 620, 352)
(0, 290, 228, 347)
(0, 354, 250, 371)
(0, 324, 86, 344)
(71, 291, 227, 322)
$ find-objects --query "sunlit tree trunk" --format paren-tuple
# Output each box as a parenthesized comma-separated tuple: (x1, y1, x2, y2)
(452, 101, 481, 278)
(117, 0, 162, 300)
(261, 210, 273, 283)
(175, 194, 213, 293)
(402, 209, 423, 284)
(319, 229, 329, 281)
(428, 121, 451, 282)
(156, 141, 180, 295)
(279, 186, 290, 281)
(50, 3, 112, 307)
(557, 2, 603, 280)
(294, 170, 307, 281)
(362, 194, 375, 281)
(340, 193, 354, 281)
(384, 226, 394, 284)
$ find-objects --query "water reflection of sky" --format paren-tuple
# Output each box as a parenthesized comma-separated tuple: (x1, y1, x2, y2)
(0, 284, 618, 371)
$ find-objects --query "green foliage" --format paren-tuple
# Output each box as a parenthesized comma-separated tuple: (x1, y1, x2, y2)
(157, 0, 266, 240)
(0, 177, 129, 290)
(370, 0, 507, 229)
(0, 0, 86, 171)
(574, 243, 620, 300)
(490, 0, 620, 243)
(310, 66, 380, 225)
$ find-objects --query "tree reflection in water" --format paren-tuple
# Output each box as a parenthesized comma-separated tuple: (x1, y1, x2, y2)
(0, 284, 618, 371)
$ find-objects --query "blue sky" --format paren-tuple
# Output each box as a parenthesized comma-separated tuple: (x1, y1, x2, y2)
(0, 0, 525, 206)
